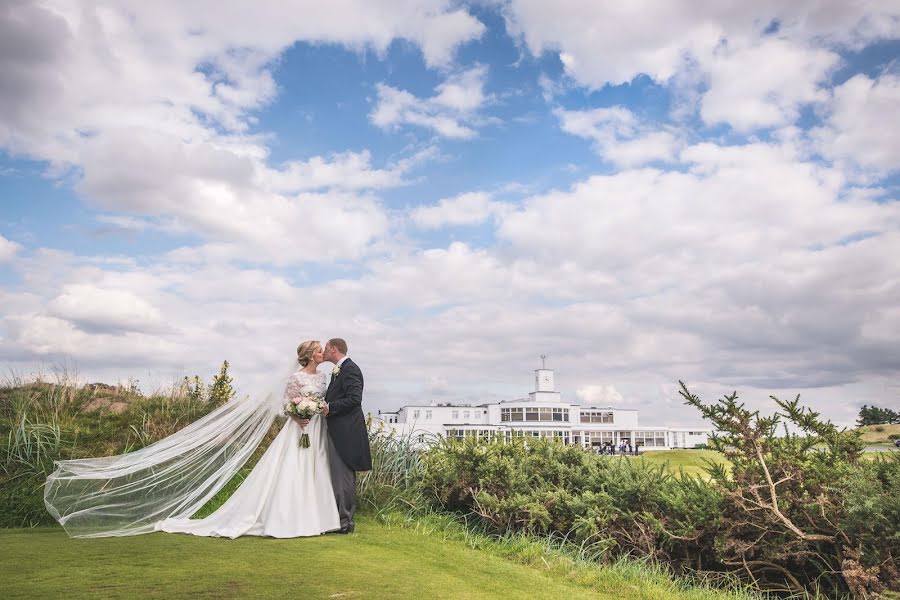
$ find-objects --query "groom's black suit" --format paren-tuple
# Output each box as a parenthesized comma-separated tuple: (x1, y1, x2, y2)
(324, 357, 372, 531)
(325, 358, 372, 472)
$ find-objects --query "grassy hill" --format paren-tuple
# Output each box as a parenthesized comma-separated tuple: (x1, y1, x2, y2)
(856, 423, 900, 444)
(0, 513, 758, 600)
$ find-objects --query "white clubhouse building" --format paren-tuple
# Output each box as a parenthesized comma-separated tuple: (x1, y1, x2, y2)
(375, 367, 711, 451)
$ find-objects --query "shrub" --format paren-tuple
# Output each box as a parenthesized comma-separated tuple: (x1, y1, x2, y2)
(419, 436, 723, 572)
(207, 361, 235, 407)
(681, 382, 900, 598)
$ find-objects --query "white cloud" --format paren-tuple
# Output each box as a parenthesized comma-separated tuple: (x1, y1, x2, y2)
(505, 1, 898, 88)
(69, 129, 391, 263)
(2, 1, 899, 429)
(576, 384, 629, 406)
(47, 284, 166, 334)
(701, 38, 839, 131)
(370, 66, 492, 138)
(0, 0, 483, 265)
(0, 234, 21, 262)
(410, 192, 506, 228)
(263, 147, 439, 194)
(556, 106, 682, 166)
(505, 1, 899, 131)
(812, 73, 900, 175)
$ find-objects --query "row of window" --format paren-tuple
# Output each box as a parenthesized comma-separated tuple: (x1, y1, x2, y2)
(445, 429, 572, 442)
(580, 411, 614, 423)
(412, 409, 479, 422)
(633, 431, 667, 447)
(500, 407, 570, 422)
(446, 429, 495, 438)
(442, 428, 687, 448)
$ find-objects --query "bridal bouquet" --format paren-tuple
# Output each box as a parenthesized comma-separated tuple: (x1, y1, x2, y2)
(285, 393, 324, 448)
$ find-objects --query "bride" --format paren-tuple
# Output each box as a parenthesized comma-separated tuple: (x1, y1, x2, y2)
(44, 340, 340, 538)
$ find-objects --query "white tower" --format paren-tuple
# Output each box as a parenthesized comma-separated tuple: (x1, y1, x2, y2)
(529, 355, 561, 402)
(535, 368, 554, 392)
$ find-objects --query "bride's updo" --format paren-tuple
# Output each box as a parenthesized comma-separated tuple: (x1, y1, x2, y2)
(296, 340, 320, 367)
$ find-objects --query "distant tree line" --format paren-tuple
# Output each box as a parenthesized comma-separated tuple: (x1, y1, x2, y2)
(857, 404, 900, 426)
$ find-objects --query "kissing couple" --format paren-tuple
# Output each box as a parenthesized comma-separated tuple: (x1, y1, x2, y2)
(45, 338, 372, 538)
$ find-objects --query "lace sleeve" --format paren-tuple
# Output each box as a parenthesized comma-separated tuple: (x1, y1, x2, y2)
(283, 374, 302, 402)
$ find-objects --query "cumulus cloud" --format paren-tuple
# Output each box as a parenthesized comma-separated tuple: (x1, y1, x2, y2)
(264, 148, 436, 194)
(576, 384, 629, 406)
(0, 234, 21, 262)
(409, 192, 507, 228)
(370, 66, 492, 138)
(2, 1, 899, 428)
(555, 106, 682, 166)
(700, 38, 839, 131)
(47, 284, 166, 334)
(812, 73, 900, 175)
(0, 0, 483, 264)
(505, 1, 899, 130)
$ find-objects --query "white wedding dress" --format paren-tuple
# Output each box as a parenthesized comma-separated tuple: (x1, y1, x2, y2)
(155, 371, 340, 538)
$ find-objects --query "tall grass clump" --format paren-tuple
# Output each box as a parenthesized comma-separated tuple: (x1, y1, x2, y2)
(0, 363, 236, 528)
(357, 424, 432, 516)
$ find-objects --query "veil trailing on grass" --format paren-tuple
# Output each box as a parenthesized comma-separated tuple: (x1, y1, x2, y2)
(44, 359, 296, 538)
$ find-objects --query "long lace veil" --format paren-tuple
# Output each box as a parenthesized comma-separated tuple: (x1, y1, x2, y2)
(44, 359, 297, 538)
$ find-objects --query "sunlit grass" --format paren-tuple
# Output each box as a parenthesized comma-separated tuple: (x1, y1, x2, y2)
(629, 449, 731, 478)
(1, 512, 763, 600)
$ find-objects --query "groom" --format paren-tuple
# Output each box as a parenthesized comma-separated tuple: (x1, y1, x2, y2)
(321, 338, 372, 534)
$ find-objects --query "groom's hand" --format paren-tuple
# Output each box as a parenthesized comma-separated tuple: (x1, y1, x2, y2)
(321, 403, 330, 417)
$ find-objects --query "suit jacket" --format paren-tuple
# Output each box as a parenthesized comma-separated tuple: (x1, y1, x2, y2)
(325, 358, 372, 471)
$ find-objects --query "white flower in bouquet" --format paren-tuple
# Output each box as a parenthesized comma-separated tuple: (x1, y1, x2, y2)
(284, 393, 324, 448)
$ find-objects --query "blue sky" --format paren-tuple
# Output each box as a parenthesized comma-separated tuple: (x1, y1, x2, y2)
(1, 1, 899, 427)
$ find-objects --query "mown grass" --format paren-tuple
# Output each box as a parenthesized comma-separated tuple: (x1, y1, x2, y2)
(631, 449, 732, 478)
(0, 513, 762, 600)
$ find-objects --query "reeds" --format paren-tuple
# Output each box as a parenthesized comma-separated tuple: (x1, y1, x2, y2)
(2, 414, 64, 476)
(356, 427, 435, 516)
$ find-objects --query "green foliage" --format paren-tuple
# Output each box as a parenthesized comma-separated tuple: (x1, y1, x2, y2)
(356, 425, 429, 515)
(207, 360, 235, 407)
(418, 436, 723, 572)
(0, 364, 231, 528)
(180, 375, 205, 403)
(680, 382, 900, 598)
(856, 404, 900, 426)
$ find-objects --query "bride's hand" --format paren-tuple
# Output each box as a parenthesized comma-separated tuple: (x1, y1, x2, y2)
(292, 416, 311, 427)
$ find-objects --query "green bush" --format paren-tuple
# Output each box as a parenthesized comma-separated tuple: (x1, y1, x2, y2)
(419, 436, 723, 571)
(681, 383, 900, 598)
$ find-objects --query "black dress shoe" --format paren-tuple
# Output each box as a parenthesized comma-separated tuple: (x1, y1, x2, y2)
(337, 524, 355, 534)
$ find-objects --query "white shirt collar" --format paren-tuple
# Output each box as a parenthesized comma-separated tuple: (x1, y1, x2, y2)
(335, 356, 349, 368)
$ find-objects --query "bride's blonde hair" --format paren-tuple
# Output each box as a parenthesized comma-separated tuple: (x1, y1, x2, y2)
(296, 340, 320, 367)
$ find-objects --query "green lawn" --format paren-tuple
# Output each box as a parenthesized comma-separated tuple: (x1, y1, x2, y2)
(632, 449, 730, 478)
(2, 514, 753, 600)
